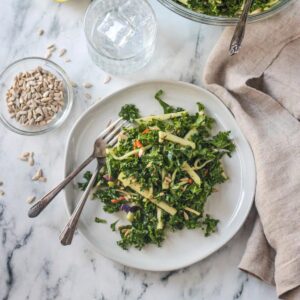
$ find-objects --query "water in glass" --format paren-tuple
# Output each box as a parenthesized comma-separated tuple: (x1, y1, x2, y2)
(84, 0, 157, 75)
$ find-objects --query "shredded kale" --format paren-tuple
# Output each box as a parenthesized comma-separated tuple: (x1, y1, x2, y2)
(176, 0, 280, 17)
(78, 171, 92, 191)
(79, 90, 235, 250)
(155, 89, 184, 114)
(95, 217, 107, 224)
(119, 104, 140, 122)
(110, 220, 119, 231)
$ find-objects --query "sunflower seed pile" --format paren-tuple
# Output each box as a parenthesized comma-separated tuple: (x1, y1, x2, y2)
(6, 66, 65, 127)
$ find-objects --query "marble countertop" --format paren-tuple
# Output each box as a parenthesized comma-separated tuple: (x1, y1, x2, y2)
(0, 1, 278, 299)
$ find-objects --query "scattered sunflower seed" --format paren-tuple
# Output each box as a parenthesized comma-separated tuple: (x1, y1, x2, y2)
(26, 196, 36, 204)
(103, 75, 111, 84)
(59, 48, 67, 57)
(85, 93, 92, 100)
(47, 43, 56, 50)
(32, 169, 43, 181)
(83, 82, 93, 88)
(71, 81, 77, 88)
(45, 50, 52, 59)
(38, 29, 44, 36)
(38, 176, 47, 182)
(28, 152, 35, 166)
(19, 152, 30, 161)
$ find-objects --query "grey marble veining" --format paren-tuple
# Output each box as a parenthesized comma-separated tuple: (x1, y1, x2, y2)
(0, 0, 278, 299)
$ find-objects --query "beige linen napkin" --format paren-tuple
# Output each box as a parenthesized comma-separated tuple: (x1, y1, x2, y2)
(203, 2, 300, 299)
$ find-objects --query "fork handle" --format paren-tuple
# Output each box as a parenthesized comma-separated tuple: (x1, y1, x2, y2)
(28, 154, 95, 218)
(229, 0, 253, 55)
(59, 163, 100, 245)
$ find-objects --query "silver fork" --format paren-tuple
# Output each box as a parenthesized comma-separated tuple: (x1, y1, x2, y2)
(229, 0, 253, 55)
(59, 158, 103, 245)
(28, 118, 128, 218)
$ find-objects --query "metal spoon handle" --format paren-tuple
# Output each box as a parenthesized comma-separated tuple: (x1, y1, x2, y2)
(229, 0, 253, 55)
(28, 154, 95, 218)
(59, 162, 100, 245)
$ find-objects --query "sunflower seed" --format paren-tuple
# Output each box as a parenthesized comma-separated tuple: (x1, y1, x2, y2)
(83, 82, 93, 88)
(47, 43, 56, 50)
(38, 29, 44, 36)
(6, 67, 65, 127)
(19, 152, 30, 161)
(44, 51, 52, 59)
(32, 169, 43, 181)
(59, 48, 67, 57)
(103, 75, 111, 84)
(28, 152, 35, 166)
(26, 196, 36, 204)
(38, 176, 47, 182)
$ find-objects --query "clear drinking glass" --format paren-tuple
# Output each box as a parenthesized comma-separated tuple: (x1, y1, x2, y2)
(84, 0, 157, 75)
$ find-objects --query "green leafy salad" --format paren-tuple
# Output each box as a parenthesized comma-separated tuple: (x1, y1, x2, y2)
(175, 0, 279, 17)
(79, 90, 235, 250)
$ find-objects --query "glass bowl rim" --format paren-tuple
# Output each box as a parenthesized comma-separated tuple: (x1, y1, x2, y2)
(0, 56, 73, 136)
(156, 0, 293, 25)
(83, 0, 158, 62)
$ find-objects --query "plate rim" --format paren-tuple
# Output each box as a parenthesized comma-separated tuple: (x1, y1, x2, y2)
(63, 79, 256, 271)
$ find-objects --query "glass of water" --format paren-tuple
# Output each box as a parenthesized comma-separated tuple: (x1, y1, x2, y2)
(84, 0, 157, 75)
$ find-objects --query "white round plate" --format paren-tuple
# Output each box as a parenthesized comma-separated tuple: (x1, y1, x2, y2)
(64, 80, 256, 271)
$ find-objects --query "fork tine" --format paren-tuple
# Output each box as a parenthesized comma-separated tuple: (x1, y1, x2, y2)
(98, 118, 123, 139)
(107, 122, 131, 146)
(104, 120, 128, 143)
(108, 137, 118, 147)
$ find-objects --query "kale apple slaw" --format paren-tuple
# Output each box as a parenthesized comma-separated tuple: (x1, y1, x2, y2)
(175, 0, 280, 17)
(79, 90, 235, 250)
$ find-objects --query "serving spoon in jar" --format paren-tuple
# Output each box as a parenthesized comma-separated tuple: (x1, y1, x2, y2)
(229, 0, 254, 55)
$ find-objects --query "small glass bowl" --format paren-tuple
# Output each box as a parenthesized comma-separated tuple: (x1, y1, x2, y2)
(0, 57, 73, 136)
(156, 0, 293, 25)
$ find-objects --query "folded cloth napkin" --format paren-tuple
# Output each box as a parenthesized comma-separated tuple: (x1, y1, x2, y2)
(203, 2, 300, 299)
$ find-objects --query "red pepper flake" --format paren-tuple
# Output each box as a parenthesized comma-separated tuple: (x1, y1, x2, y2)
(111, 196, 126, 204)
(142, 128, 150, 134)
(133, 140, 143, 149)
(188, 178, 193, 184)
